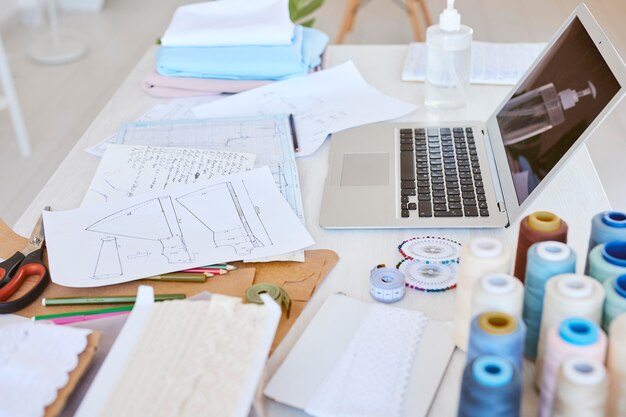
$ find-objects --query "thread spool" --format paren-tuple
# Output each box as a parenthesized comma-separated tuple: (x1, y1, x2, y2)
(470, 274, 524, 318)
(369, 266, 405, 303)
(522, 241, 576, 360)
(552, 357, 607, 417)
(457, 355, 521, 417)
(467, 312, 526, 372)
(454, 237, 512, 351)
(604, 275, 626, 330)
(535, 274, 605, 388)
(514, 211, 567, 283)
(539, 318, 607, 417)
(607, 314, 626, 417)
(245, 283, 291, 317)
(588, 241, 626, 284)
(585, 211, 626, 274)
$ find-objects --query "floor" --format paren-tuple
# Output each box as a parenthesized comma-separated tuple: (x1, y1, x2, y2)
(0, 0, 625, 226)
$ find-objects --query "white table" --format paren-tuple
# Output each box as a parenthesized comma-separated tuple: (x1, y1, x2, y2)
(15, 45, 611, 417)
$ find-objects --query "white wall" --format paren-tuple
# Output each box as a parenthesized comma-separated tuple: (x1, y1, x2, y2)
(0, 0, 20, 23)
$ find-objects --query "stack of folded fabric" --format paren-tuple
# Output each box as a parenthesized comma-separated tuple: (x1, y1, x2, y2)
(144, 0, 329, 98)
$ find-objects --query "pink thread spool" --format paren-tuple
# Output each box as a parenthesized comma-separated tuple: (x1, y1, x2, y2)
(539, 318, 607, 417)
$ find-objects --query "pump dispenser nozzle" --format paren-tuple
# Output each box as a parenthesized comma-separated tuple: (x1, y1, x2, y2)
(559, 81, 597, 110)
(439, 0, 461, 31)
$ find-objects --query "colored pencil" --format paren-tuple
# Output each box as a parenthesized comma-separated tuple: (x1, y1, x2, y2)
(42, 293, 186, 306)
(205, 263, 238, 270)
(143, 273, 208, 282)
(48, 311, 130, 325)
(32, 305, 134, 321)
(179, 268, 227, 275)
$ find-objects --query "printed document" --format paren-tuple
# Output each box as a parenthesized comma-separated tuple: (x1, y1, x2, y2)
(114, 115, 306, 262)
(192, 61, 417, 156)
(43, 167, 314, 287)
(82, 145, 255, 206)
(402, 41, 546, 85)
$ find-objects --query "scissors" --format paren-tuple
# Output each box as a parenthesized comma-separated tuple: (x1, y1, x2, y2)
(0, 207, 50, 314)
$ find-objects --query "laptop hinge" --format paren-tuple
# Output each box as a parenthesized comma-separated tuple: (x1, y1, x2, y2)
(482, 129, 507, 217)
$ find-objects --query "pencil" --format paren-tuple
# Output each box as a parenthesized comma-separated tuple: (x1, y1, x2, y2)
(143, 273, 208, 282)
(204, 264, 237, 270)
(42, 293, 186, 306)
(33, 305, 134, 321)
(179, 268, 227, 275)
(289, 113, 300, 152)
(47, 311, 130, 325)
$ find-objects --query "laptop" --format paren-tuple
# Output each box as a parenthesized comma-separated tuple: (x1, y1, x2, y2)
(320, 4, 626, 229)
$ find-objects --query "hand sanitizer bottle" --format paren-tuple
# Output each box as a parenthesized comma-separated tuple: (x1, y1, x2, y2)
(424, 0, 473, 110)
(499, 81, 597, 145)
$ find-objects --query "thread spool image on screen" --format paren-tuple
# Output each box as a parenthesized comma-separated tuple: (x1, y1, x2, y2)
(496, 17, 621, 204)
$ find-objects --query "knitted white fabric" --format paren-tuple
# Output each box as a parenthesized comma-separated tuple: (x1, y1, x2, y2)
(99, 296, 271, 417)
(305, 304, 429, 417)
(0, 322, 91, 417)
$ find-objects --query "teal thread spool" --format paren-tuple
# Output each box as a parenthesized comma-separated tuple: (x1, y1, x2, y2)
(523, 241, 576, 360)
(603, 275, 626, 330)
(588, 241, 626, 284)
(586, 212, 626, 274)
(457, 355, 521, 417)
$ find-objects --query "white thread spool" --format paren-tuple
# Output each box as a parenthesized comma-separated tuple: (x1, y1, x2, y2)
(608, 313, 626, 417)
(552, 357, 607, 417)
(454, 237, 512, 351)
(539, 318, 607, 417)
(471, 273, 523, 318)
(535, 274, 605, 388)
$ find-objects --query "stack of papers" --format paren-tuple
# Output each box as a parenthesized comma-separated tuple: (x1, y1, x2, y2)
(402, 41, 547, 85)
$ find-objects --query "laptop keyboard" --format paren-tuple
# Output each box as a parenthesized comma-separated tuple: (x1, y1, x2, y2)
(399, 127, 490, 218)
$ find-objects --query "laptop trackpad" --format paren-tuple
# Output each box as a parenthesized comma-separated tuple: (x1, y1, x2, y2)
(340, 153, 389, 186)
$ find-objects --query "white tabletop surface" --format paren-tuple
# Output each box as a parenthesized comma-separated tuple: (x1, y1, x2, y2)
(15, 45, 612, 417)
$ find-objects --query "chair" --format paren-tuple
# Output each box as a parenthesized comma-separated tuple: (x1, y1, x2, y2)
(336, 0, 432, 44)
(0, 35, 30, 157)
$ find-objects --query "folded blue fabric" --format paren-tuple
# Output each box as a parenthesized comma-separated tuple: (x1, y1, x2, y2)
(156, 26, 329, 80)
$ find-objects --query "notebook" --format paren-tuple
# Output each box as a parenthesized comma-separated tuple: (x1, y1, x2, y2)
(320, 4, 626, 229)
(264, 294, 455, 417)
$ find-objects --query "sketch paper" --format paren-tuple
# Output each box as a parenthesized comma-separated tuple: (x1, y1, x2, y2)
(85, 95, 220, 157)
(82, 144, 255, 206)
(402, 41, 546, 85)
(114, 115, 306, 262)
(192, 61, 418, 156)
(43, 167, 314, 287)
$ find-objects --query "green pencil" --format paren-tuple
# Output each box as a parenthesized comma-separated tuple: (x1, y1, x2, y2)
(42, 293, 186, 306)
(204, 263, 238, 270)
(143, 273, 207, 282)
(33, 305, 135, 321)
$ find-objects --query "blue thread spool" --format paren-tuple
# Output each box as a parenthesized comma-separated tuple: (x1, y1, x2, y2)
(603, 274, 626, 330)
(588, 241, 626, 284)
(467, 312, 526, 372)
(523, 241, 576, 360)
(585, 212, 626, 274)
(457, 355, 521, 417)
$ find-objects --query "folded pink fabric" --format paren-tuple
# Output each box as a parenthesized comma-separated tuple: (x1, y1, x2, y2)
(142, 70, 272, 98)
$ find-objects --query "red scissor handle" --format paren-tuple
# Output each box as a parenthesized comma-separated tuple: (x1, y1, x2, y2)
(0, 263, 47, 302)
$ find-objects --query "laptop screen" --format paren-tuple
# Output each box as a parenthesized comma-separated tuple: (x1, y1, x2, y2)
(496, 17, 622, 204)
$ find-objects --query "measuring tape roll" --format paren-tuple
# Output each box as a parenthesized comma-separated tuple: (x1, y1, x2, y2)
(245, 283, 291, 318)
(398, 236, 462, 264)
(370, 266, 405, 303)
(397, 258, 458, 292)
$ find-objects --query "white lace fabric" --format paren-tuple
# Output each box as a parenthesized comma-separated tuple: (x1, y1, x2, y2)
(99, 295, 271, 417)
(0, 322, 91, 417)
(305, 304, 429, 417)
